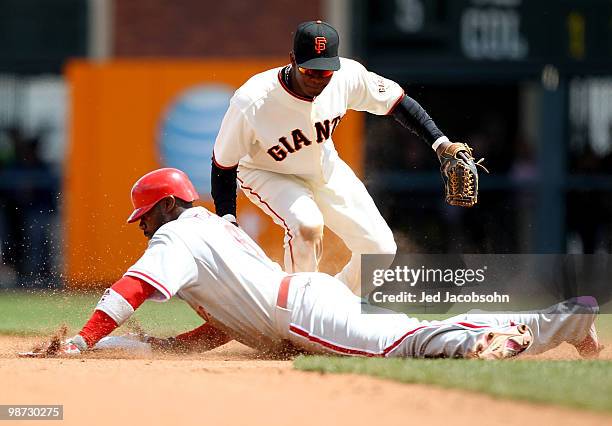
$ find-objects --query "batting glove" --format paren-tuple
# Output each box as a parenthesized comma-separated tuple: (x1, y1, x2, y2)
(18, 334, 87, 358)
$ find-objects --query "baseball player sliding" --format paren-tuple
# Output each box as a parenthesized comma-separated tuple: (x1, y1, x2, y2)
(211, 20, 485, 295)
(21, 169, 601, 360)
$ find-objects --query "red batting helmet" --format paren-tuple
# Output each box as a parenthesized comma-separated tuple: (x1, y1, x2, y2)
(127, 168, 199, 223)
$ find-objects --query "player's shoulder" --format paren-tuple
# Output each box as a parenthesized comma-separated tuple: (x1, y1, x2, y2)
(338, 57, 369, 74)
(151, 207, 211, 241)
(232, 66, 284, 110)
(149, 221, 183, 244)
(333, 58, 370, 86)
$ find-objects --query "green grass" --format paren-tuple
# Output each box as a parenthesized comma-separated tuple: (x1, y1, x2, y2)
(294, 313, 612, 413)
(294, 356, 612, 412)
(0, 290, 203, 336)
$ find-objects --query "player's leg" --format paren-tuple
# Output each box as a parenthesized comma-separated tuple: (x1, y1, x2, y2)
(444, 297, 599, 355)
(285, 273, 531, 359)
(237, 167, 323, 274)
(313, 159, 396, 294)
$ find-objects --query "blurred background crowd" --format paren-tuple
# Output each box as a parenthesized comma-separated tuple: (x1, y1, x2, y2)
(1, 0, 611, 288)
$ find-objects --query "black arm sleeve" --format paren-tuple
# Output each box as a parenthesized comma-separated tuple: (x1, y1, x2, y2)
(391, 95, 445, 145)
(210, 159, 238, 217)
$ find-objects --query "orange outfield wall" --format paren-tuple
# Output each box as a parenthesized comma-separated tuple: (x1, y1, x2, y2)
(64, 59, 364, 288)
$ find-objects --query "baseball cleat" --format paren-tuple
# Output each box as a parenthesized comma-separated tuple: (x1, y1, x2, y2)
(472, 323, 533, 360)
(574, 323, 604, 359)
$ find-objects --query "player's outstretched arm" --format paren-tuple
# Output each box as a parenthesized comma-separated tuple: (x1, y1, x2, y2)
(20, 276, 156, 357)
(390, 94, 449, 148)
(76, 276, 156, 349)
(390, 95, 487, 207)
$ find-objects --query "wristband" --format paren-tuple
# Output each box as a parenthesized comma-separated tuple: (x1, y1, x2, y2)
(432, 136, 450, 152)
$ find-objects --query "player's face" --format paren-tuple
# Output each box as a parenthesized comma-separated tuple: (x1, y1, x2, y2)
(139, 204, 164, 239)
(138, 198, 174, 239)
(290, 54, 334, 98)
(294, 66, 334, 97)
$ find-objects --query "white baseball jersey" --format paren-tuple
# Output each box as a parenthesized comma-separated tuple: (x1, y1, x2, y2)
(213, 58, 404, 181)
(119, 208, 595, 358)
(124, 206, 287, 351)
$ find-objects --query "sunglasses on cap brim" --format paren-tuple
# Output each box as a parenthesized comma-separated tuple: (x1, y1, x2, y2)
(298, 67, 334, 78)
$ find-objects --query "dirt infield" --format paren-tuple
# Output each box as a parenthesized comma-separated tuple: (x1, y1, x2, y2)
(1, 336, 610, 426)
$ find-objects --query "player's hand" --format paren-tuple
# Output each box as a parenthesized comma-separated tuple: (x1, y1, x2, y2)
(143, 335, 193, 352)
(144, 335, 174, 349)
(18, 335, 85, 358)
(57, 338, 83, 355)
(436, 141, 488, 208)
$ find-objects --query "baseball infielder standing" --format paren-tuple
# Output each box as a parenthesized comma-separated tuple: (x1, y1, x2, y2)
(23, 168, 601, 360)
(211, 21, 483, 295)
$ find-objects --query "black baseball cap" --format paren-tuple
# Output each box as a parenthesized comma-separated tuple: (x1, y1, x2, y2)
(293, 20, 340, 71)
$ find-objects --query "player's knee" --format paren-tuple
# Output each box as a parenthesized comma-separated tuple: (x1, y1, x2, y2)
(298, 222, 324, 244)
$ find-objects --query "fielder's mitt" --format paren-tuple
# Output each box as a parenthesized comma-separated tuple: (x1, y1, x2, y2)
(437, 142, 488, 207)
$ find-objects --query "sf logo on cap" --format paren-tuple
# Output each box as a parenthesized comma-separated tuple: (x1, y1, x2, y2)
(314, 36, 327, 54)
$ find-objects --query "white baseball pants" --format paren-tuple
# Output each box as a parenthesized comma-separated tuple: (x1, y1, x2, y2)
(237, 159, 396, 295)
(278, 273, 598, 358)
